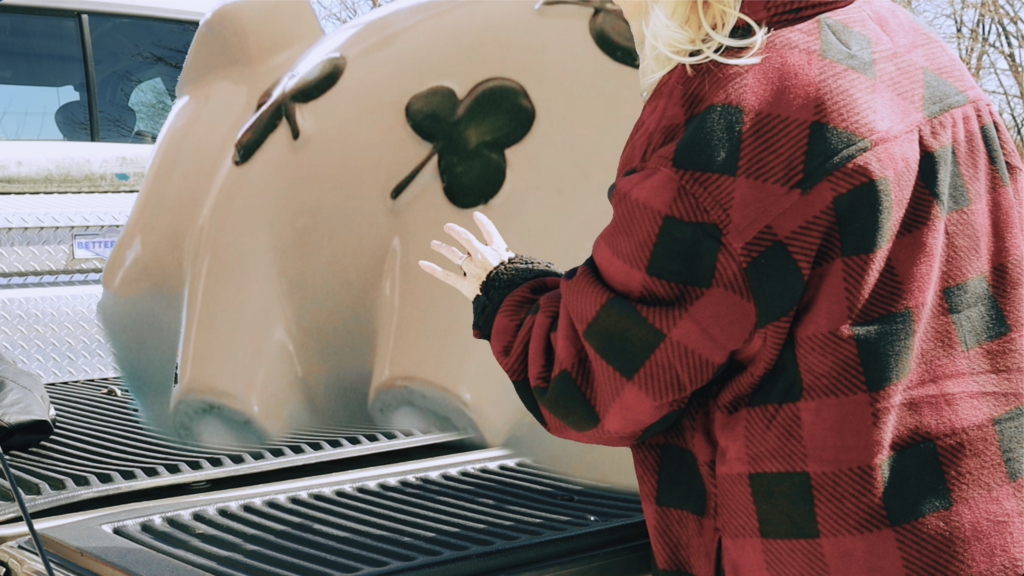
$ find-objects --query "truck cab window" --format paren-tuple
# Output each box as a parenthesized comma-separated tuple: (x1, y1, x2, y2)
(0, 11, 88, 141)
(87, 14, 196, 143)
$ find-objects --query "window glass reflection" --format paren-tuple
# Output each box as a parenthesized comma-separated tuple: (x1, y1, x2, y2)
(88, 14, 197, 143)
(0, 11, 88, 141)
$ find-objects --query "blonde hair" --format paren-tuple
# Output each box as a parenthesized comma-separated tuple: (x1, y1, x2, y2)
(638, 0, 767, 98)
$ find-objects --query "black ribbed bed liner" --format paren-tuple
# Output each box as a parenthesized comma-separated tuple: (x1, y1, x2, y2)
(57, 457, 648, 575)
(0, 378, 462, 523)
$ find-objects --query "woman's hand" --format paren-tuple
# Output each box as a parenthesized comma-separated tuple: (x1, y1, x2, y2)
(419, 211, 515, 300)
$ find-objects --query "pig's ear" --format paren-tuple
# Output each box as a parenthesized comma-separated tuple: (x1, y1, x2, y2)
(535, 0, 639, 69)
(590, 5, 639, 68)
(289, 54, 347, 104)
(176, 1, 321, 99)
(406, 86, 459, 143)
(255, 83, 276, 112)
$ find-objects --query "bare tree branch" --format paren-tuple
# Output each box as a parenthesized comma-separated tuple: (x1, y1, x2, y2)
(309, 0, 394, 32)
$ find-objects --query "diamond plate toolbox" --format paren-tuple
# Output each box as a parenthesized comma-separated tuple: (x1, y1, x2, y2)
(0, 193, 137, 276)
(0, 284, 118, 383)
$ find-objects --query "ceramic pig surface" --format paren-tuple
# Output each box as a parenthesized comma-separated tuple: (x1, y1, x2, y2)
(100, 0, 645, 490)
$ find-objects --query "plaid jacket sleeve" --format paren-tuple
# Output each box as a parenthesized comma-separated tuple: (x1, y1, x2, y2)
(473, 167, 756, 447)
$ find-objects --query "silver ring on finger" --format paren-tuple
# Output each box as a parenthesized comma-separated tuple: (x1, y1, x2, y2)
(457, 252, 470, 271)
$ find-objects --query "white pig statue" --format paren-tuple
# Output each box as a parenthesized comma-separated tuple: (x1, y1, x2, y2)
(99, 0, 645, 489)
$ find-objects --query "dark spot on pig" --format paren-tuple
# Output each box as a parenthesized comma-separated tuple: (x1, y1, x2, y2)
(391, 78, 536, 209)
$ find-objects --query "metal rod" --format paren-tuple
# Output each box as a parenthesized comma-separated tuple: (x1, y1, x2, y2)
(0, 449, 55, 576)
(79, 13, 101, 142)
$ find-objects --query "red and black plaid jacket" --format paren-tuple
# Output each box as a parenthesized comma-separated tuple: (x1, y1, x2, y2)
(471, 1, 1024, 574)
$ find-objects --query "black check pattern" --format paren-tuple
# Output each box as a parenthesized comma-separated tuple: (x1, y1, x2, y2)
(881, 440, 953, 526)
(656, 444, 707, 516)
(834, 178, 891, 256)
(920, 144, 971, 215)
(673, 105, 744, 176)
(993, 405, 1023, 482)
(943, 275, 1011, 350)
(534, 370, 600, 432)
(851, 309, 915, 392)
(980, 123, 1011, 186)
(799, 122, 871, 192)
(750, 472, 821, 539)
(646, 218, 722, 287)
(923, 68, 969, 119)
(583, 296, 666, 380)
(820, 17, 874, 78)
(749, 333, 802, 406)
(745, 241, 805, 328)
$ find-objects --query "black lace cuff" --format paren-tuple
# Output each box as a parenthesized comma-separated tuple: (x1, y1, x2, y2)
(472, 255, 563, 340)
